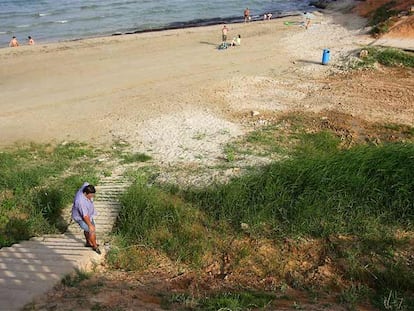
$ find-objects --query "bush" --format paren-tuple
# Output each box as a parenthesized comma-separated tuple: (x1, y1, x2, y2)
(357, 47, 414, 68)
(368, 1, 399, 36)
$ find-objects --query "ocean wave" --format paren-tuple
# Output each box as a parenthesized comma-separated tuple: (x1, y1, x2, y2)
(109, 0, 137, 7)
(54, 20, 68, 24)
(16, 24, 31, 28)
(81, 5, 99, 10)
(38, 13, 50, 17)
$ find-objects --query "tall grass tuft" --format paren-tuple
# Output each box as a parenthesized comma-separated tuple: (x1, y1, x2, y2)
(183, 137, 414, 238)
(0, 143, 98, 247)
(116, 176, 211, 266)
(199, 291, 275, 310)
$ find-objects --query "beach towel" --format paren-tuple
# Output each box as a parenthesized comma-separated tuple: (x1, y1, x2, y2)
(218, 42, 229, 50)
(284, 21, 302, 26)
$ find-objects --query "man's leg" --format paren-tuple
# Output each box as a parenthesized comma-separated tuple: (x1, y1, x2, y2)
(84, 230, 98, 248)
(79, 219, 99, 249)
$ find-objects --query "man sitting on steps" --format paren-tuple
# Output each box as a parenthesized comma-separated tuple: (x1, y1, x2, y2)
(71, 182, 101, 254)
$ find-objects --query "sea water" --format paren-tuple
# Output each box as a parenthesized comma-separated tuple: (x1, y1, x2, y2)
(0, 0, 313, 47)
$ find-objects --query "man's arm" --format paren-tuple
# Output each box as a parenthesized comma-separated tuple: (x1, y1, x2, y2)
(83, 215, 95, 232)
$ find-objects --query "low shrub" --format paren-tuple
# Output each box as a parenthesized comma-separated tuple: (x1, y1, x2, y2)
(357, 47, 414, 68)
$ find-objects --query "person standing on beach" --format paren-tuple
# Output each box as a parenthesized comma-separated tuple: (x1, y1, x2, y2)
(28, 36, 35, 45)
(222, 25, 228, 43)
(244, 8, 250, 23)
(304, 12, 313, 30)
(9, 36, 19, 47)
(71, 182, 101, 254)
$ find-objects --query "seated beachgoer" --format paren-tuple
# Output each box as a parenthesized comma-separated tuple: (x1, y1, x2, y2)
(28, 36, 35, 45)
(267, 13, 272, 20)
(231, 35, 241, 46)
(9, 36, 19, 47)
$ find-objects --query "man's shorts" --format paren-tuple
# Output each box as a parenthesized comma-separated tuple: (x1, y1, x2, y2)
(76, 218, 95, 232)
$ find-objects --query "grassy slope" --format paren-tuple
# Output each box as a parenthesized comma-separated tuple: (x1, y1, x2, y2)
(113, 115, 414, 310)
(356, 0, 414, 36)
(0, 143, 99, 247)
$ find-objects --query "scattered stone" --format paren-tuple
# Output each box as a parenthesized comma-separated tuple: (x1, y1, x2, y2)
(251, 110, 260, 117)
(241, 223, 249, 230)
(359, 49, 369, 58)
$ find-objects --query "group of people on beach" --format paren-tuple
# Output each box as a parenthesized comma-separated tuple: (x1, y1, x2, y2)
(9, 35, 35, 47)
(245, 8, 273, 23)
(263, 12, 273, 20)
(220, 7, 275, 49)
(220, 25, 241, 49)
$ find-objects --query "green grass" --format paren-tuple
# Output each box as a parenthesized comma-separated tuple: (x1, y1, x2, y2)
(61, 269, 91, 287)
(199, 291, 275, 310)
(228, 122, 300, 160)
(357, 47, 414, 68)
(121, 152, 152, 164)
(162, 291, 275, 311)
(368, 1, 399, 36)
(0, 143, 98, 247)
(111, 120, 414, 309)
(115, 175, 211, 266)
(368, 1, 397, 26)
(183, 133, 414, 238)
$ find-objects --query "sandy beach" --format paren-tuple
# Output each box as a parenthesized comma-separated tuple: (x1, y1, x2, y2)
(1, 5, 413, 164)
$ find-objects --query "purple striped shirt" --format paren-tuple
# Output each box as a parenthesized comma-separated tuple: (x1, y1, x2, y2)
(71, 182, 97, 222)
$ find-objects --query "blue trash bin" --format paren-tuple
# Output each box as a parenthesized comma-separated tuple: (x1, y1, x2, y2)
(322, 49, 330, 65)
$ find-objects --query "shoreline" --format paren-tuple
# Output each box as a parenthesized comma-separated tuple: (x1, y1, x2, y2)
(1, 10, 308, 50)
(118, 12, 304, 36)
